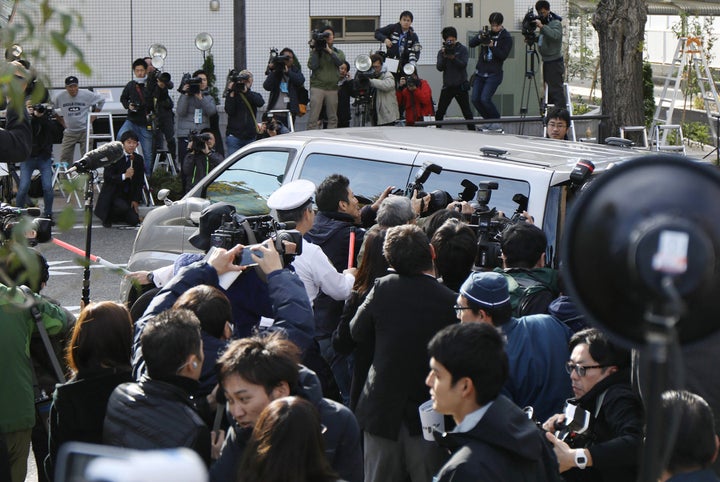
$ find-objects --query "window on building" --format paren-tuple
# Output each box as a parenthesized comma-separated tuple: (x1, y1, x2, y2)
(310, 16, 379, 42)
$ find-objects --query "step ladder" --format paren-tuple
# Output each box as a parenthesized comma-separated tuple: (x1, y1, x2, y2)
(543, 83, 576, 141)
(650, 36, 720, 151)
(153, 150, 177, 176)
(85, 112, 115, 152)
(654, 124, 686, 154)
(51, 161, 83, 208)
(620, 126, 649, 149)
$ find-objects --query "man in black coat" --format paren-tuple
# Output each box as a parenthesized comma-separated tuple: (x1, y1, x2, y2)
(94, 131, 144, 228)
(350, 224, 457, 482)
(427, 322, 561, 481)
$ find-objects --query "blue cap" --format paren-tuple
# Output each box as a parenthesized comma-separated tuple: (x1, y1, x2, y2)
(460, 271, 510, 308)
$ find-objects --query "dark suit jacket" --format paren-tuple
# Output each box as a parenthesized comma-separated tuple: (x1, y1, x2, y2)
(94, 152, 144, 223)
(350, 272, 457, 440)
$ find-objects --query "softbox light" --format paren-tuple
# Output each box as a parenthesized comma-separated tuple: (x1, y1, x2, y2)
(561, 154, 720, 347)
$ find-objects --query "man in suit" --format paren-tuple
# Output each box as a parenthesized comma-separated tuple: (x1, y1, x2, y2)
(350, 224, 456, 482)
(94, 131, 144, 228)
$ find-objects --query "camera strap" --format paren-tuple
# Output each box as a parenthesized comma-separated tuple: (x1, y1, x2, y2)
(239, 93, 261, 134)
(20, 286, 66, 384)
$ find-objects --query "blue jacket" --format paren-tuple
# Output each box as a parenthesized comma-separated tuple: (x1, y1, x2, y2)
(132, 261, 315, 379)
(436, 42, 469, 88)
(500, 314, 573, 422)
(210, 366, 363, 482)
(469, 28, 513, 76)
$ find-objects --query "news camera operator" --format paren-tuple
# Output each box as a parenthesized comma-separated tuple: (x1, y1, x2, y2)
(182, 129, 223, 192)
(177, 70, 217, 183)
(306, 26, 345, 130)
(366, 53, 399, 126)
(528, 1, 566, 108)
(435, 27, 475, 130)
(263, 47, 305, 126)
(396, 67, 433, 126)
(16, 101, 62, 220)
(224, 70, 264, 154)
(147, 68, 177, 164)
(469, 13, 512, 131)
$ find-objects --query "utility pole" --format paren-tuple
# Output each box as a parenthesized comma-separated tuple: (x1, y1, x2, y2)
(234, 0, 246, 69)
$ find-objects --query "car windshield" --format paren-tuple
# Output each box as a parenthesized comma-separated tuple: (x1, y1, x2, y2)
(204, 150, 290, 215)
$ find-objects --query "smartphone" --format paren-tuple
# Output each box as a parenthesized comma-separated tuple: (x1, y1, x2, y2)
(237, 243, 265, 266)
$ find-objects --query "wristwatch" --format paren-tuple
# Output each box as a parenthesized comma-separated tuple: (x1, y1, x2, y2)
(574, 449, 588, 470)
(146, 272, 155, 285)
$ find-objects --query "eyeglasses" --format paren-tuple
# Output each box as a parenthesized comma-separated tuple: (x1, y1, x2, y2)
(565, 361, 607, 377)
(548, 122, 567, 129)
(453, 304, 471, 317)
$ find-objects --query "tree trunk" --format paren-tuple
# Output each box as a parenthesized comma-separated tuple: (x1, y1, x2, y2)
(592, 0, 648, 140)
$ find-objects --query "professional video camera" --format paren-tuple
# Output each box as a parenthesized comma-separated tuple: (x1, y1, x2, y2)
(178, 72, 203, 95)
(0, 204, 52, 246)
(521, 8, 546, 45)
(478, 25, 493, 45)
(210, 212, 303, 266)
(188, 130, 212, 153)
(268, 48, 290, 70)
(309, 30, 331, 52)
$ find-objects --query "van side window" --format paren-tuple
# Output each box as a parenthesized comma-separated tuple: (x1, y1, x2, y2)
(300, 154, 414, 202)
(205, 150, 291, 215)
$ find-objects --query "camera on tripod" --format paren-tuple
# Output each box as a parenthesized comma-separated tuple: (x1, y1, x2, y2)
(0, 204, 52, 246)
(309, 30, 331, 52)
(268, 48, 290, 71)
(522, 8, 546, 44)
(178, 73, 203, 95)
(209, 212, 303, 266)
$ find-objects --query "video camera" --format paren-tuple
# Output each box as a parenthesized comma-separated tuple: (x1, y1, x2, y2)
(210, 212, 303, 266)
(309, 30, 331, 52)
(178, 72, 203, 95)
(0, 204, 52, 247)
(522, 8, 547, 45)
(188, 130, 212, 154)
(268, 48, 290, 71)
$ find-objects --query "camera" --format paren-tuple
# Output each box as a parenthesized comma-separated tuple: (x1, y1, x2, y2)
(405, 76, 418, 88)
(209, 212, 303, 266)
(522, 8, 547, 44)
(263, 114, 279, 133)
(178, 72, 203, 95)
(0, 204, 52, 246)
(268, 48, 290, 70)
(478, 25, 493, 45)
(188, 130, 212, 153)
(310, 30, 331, 52)
(31, 103, 55, 118)
(224, 69, 251, 96)
(553, 402, 592, 448)
(443, 39, 457, 53)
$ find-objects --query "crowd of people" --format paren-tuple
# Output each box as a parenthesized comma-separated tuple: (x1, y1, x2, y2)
(2, 168, 719, 482)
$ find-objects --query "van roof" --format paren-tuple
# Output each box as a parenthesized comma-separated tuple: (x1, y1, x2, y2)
(277, 127, 646, 176)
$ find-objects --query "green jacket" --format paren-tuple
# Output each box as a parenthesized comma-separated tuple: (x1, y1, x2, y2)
(536, 18, 563, 62)
(0, 285, 68, 433)
(307, 47, 345, 91)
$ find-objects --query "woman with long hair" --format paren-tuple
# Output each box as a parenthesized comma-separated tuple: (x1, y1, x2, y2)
(46, 301, 134, 475)
(237, 396, 339, 482)
(331, 227, 389, 410)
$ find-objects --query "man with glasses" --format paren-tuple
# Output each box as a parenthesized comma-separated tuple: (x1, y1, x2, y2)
(456, 271, 571, 422)
(546, 106, 570, 140)
(543, 328, 643, 481)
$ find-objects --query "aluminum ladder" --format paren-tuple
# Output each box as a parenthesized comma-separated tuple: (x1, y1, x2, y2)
(543, 83, 576, 141)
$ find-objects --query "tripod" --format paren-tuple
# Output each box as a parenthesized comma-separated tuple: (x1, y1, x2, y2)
(519, 42, 543, 134)
(353, 95, 374, 127)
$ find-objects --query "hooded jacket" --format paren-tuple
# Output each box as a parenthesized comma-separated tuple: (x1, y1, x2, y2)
(434, 395, 561, 481)
(210, 366, 363, 482)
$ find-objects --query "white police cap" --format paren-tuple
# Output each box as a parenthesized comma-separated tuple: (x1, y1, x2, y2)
(267, 179, 316, 211)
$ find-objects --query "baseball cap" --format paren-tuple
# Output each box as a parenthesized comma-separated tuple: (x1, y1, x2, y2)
(65, 76, 79, 86)
(460, 271, 510, 308)
(267, 180, 315, 211)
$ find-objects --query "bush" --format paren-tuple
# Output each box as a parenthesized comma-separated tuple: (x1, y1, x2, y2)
(149, 168, 183, 203)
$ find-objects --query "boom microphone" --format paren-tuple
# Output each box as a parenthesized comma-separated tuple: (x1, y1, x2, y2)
(70, 141, 126, 173)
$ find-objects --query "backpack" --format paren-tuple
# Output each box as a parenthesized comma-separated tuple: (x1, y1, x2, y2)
(501, 270, 556, 317)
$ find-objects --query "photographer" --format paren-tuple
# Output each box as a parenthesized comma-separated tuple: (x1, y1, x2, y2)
(177, 70, 217, 181)
(337, 61, 355, 128)
(531, 1, 566, 108)
(469, 13, 512, 131)
(148, 69, 177, 164)
(374, 11, 421, 73)
(435, 27, 475, 131)
(182, 129, 223, 192)
(118, 58, 154, 174)
(257, 112, 290, 139)
(224, 70, 264, 154)
(16, 101, 62, 220)
(396, 69, 433, 126)
(367, 54, 399, 126)
(263, 47, 305, 126)
(306, 26, 345, 130)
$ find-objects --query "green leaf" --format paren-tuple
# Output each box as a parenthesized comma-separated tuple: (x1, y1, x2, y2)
(50, 31, 68, 56)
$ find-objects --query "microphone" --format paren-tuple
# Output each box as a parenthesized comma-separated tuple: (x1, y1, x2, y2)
(70, 141, 126, 173)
